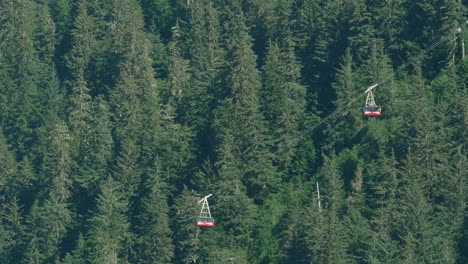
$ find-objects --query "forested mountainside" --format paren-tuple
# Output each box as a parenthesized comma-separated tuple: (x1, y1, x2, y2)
(0, 0, 467, 263)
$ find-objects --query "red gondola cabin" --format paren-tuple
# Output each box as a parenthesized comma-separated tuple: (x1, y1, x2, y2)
(196, 217, 215, 227)
(362, 106, 382, 116)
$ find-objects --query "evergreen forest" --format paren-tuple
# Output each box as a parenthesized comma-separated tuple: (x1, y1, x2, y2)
(1, 0, 467, 263)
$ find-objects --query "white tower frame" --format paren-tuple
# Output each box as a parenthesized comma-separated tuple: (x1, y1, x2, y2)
(364, 84, 379, 107)
(198, 194, 213, 218)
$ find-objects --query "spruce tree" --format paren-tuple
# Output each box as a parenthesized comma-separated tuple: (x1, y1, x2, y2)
(139, 0, 174, 37)
(214, 2, 277, 202)
(22, 119, 73, 263)
(86, 177, 131, 264)
(62, 233, 86, 264)
(133, 171, 174, 263)
(276, 184, 308, 264)
(365, 151, 400, 261)
(0, 198, 25, 264)
(314, 154, 348, 264)
(347, 0, 377, 65)
(0, 133, 17, 198)
(371, 0, 406, 63)
(40, 119, 72, 202)
(300, 189, 327, 264)
(108, 0, 161, 198)
(66, 0, 96, 138)
(172, 189, 201, 264)
(212, 135, 256, 248)
(404, 0, 463, 77)
(0, 0, 41, 159)
(182, 0, 225, 161)
(306, 0, 348, 112)
(72, 97, 113, 197)
(396, 151, 458, 263)
(159, 33, 194, 190)
(326, 48, 361, 152)
(261, 38, 306, 172)
(22, 201, 43, 264)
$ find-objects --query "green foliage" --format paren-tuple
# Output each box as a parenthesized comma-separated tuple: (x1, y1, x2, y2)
(0, 133, 17, 197)
(0, 0, 466, 263)
(172, 189, 202, 264)
(139, 0, 174, 37)
(261, 39, 307, 172)
(87, 177, 131, 264)
(132, 169, 174, 263)
(62, 233, 86, 264)
(0, 198, 25, 264)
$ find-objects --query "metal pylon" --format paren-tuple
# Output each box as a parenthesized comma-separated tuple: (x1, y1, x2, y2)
(198, 194, 212, 218)
(365, 90, 377, 107)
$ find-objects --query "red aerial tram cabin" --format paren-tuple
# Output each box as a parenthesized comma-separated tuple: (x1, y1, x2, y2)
(196, 217, 216, 227)
(196, 194, 215, 227)
(362, 106, 382, 116)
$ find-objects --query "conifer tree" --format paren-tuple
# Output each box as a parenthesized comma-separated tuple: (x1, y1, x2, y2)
(343, 206, 371, 263)
(79, 0, 119, 97)
(87, 177, 131, 264)
(371, 0, 406, 61)
(314, 154, 348, 263)
(291, 0, 323, 52)
(0, 0, 42, 159)
(405, 0, 463, 78)
(0, 198, 25, 264)
(159, 32, 194, 189)
(133, 171, 174, 263)
(261, 38, 306, 172)
(139, 0, 174, 37)
(212, 135, 256, 248)
(172, 189, 201, 264)
(0, 133, 17, 198)
(326, 48, 360, 151)
(22, 119, 73, 263)
(275, 184, 308, 264)
(73, 97, 113, 196)
(66, 0, 96, 138)
(340, 156, 371, 263)
(347, 0, 377, 65)
(181, 0, 225, 161)
(365, 150, 399, 224)
(396, 151, 457, 263)
(22, 201, 43, 264)
(307, 0, 347, 111)
(33, 195, 72, 262)
(48, 0, 73, 43)
(396, 69, 464, 263)
(249, 202, 282, 264)
(40, 119, 72, 202)
(299, 190, 327, 264)
(108, 0, 160, 198)
(14, 158, 37, 207)
(214, 2, 277, 202)
(62, 233, 86, 264)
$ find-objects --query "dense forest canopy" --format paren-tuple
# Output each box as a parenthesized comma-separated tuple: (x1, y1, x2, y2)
(0, 0, 467, 263)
